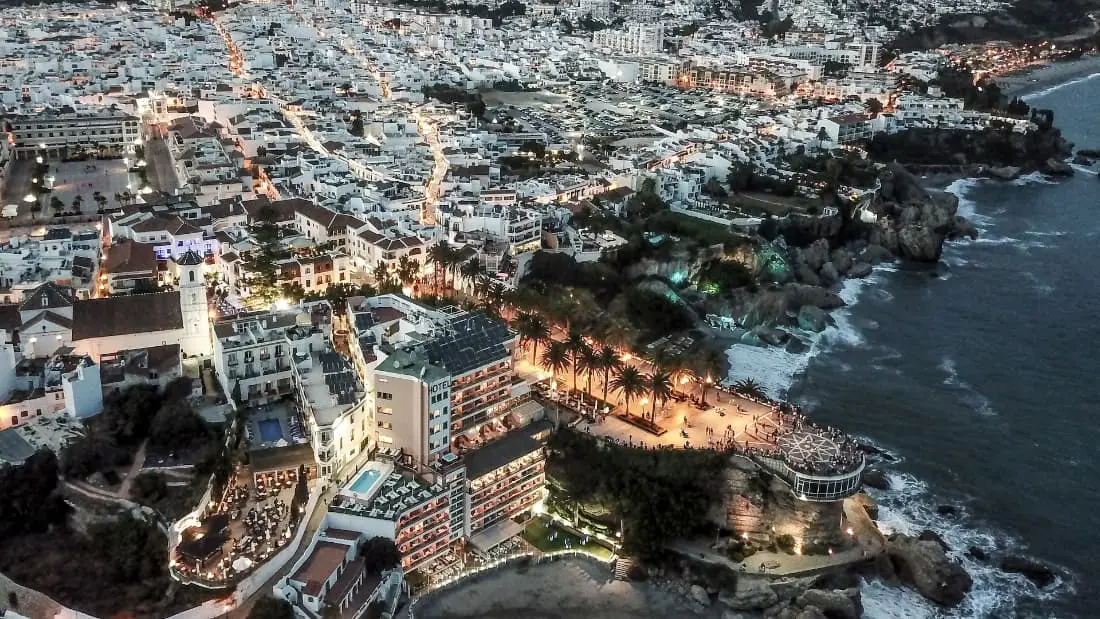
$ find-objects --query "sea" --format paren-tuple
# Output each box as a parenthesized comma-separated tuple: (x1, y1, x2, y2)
(727, 72, 1100, 618)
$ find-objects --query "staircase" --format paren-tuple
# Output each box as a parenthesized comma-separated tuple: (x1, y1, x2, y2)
(614, 556, 632, 580)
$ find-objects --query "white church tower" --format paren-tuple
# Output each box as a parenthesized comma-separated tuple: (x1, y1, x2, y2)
(175, 250, 212, 357)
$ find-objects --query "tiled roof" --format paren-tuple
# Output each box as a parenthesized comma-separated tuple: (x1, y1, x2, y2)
(72, 292, 183, 341)
(17, 282, 73, 312)
(105, 240, 157, 275)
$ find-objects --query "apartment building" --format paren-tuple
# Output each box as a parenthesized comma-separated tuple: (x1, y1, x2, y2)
(0, 343, 103, 431)
(327, 459, 453, 571)
(2, 105, 140, 159)
(343, 294, 550, 551)
(593, 24, 665, 56)
(277, 524, 405, 616)
(212, 302, 371, 478)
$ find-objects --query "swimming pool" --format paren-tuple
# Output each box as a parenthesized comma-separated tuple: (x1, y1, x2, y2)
(349, 468, 382, 494)
(258, 418, 284, 443)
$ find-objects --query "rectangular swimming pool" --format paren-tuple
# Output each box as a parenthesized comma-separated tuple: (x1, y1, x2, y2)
(258, 418, 283, 443)
(349, 468, 382, 494)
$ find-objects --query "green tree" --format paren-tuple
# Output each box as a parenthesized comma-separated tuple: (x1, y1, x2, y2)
(644, 369, 673, 422)
(596, 345, 621, 403)
(248, 596, 296, 619)
(515, 312, 550, 362)
(360, 536, 402, 574)
(541, 340, 571, 385)
(733, 378, 768, 401)
(611, 365, 646, 416)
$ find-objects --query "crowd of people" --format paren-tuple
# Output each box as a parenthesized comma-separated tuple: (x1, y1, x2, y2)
(570, 385, 863, 477)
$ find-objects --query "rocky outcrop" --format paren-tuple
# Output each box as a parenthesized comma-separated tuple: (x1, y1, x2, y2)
(710, 456, 847, 549)
(795, 588, 862, 619)
(984, 165, 1022, 180)
(864, 164, 978, 262)
(999, 555, 1059, 588)
(1040, 157, 1074, 176)
(689, 583, 711, 606)
(883, 533, 973, 606)
(867, 125, 1073, 174)
(861, 468, 890, 491)
(797, 305, 828, 333)
(718, 579, 779, 611)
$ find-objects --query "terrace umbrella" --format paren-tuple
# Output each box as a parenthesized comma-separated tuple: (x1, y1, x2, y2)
(232, 556, 253, 572)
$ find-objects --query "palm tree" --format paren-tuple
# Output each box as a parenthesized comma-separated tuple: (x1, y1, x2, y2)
(694, 348, 725, 406)
(459, 258, 481, 293)
(733, 378, 768, 401)
(596, 345, 620, 403)
(396, 255, 419, 288)
(575, 345, 600, 396)
(427, 242, 450, 293)
(566, 330, 587, 391)
(443, 246, 464, 290)
(541, 341, 571, 386)
(611, 365, 646, 417)
(515, 312, 550, 363)
(645, 369, 674, 422)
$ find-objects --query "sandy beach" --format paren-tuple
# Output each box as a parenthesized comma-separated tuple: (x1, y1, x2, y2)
(997, 54, 1100, 98)
(414, 559, 723, 619)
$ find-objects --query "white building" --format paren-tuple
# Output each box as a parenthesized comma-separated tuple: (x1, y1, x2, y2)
(593, 24, 665, 56)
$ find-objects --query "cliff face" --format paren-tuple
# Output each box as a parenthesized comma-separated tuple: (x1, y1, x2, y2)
(710, 456, 847, 549)
(868, 126, 1073, 171)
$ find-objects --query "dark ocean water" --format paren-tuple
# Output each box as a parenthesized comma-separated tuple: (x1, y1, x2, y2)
(784, 75, 1100, 618)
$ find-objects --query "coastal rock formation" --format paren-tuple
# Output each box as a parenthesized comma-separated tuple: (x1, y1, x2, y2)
(865, 164, 978, 262)
(797, 305, 828, 333)
(718, 579, 778, 611)
(984, 165, 1022, 180)
(861, 468, 890, 491)
(999, 555, 1059, 588)
(795, 588, 863, 619)
(867, 125, 1073, 174)
(710, 456, 847, 549)
(883, 533, 973, 606)
(1041, 157, 1074, 176)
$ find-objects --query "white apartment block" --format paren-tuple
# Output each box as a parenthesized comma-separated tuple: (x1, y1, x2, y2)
(3, 106, 140, 159)
(593, 24, 665, 56)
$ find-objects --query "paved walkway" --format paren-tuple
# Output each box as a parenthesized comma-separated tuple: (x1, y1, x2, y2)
(669, 497, 881, 579)
(117, 439, 148, 500)
(515, 356, 779, 452)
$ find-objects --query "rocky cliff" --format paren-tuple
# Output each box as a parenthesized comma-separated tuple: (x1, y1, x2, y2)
(868, 126, 1073, 174)
(709, 455, 848, 550)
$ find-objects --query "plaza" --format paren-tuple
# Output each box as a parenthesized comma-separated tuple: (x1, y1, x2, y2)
(516, 351, 865, 501)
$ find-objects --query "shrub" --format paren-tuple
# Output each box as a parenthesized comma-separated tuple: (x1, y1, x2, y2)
(775, 534, 796, 554)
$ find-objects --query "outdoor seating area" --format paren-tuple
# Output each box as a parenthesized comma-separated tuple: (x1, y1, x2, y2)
(172, 467, 304, 585)
(418, 547, 467, 587)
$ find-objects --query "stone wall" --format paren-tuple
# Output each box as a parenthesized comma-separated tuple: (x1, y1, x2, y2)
(709, 455, 846, 549)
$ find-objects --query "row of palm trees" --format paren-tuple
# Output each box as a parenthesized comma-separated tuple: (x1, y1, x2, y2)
(514, 311, 724, 424)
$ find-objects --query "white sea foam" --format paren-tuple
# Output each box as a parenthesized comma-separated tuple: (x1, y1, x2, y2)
(1069, 162, 1099, 176)
(939, 357, 996, 416)
(863, 471, 1074, 618)
(1021, 70, 1100, 101)
(725, 275, 872, 399)
(945, 177, 989, 228)
(1009, 171, 1059, 186)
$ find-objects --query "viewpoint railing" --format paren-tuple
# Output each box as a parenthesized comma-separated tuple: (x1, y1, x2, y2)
(750, 453, 866, 502)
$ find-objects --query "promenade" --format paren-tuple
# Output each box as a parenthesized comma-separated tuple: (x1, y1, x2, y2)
(515, 357, 861, 479)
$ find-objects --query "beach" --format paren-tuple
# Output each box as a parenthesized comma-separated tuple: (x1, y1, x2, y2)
(414, 559, 721, 619)
(997, 54, 1100, 98)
